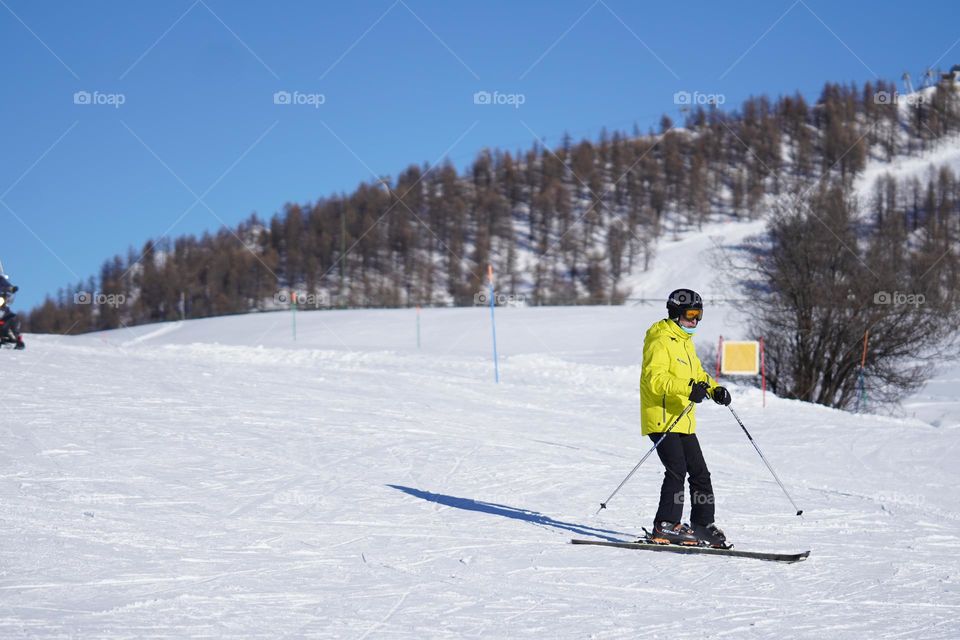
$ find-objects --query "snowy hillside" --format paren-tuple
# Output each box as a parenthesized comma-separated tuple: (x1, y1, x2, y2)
(852, 127, 960, 429)
(3, 301, 960, 639)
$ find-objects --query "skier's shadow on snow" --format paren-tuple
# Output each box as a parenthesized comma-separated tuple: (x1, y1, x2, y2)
(387, 485, 629, 542)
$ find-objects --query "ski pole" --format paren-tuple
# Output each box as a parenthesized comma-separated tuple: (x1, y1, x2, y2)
(596, 402, 694, 514)
(727, 405, 803, 516)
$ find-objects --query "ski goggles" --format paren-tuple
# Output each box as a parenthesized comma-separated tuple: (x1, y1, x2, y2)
(680, 308, 703, 321)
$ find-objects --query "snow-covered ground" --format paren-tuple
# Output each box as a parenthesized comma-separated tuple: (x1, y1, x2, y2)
(5, 124, 960, 639)
(3, 301, 960, 639)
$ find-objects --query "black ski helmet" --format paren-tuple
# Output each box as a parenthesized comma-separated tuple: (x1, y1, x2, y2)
(666, 288, 703, 320)
(0, 275, 14, 299)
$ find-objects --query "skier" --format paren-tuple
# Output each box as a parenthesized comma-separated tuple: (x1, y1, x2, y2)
(0, 275, 25, 350)
(640, 289, 730, 547)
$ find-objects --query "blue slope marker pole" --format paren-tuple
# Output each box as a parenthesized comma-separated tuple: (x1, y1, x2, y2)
(488, 265, 500, 384)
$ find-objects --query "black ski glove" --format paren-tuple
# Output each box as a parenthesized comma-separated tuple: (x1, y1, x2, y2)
(712, 386, 731, 406)
(688, 380, 710, 403)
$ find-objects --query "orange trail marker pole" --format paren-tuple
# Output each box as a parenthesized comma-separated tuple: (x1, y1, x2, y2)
(855, 330, 869, 412)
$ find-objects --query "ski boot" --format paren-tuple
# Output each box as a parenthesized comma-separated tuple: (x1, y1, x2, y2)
(648, 521, 700, 546)
(693, 522, 731, 549)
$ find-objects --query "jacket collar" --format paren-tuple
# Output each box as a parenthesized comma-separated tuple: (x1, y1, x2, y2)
(661, 318, 692, 341)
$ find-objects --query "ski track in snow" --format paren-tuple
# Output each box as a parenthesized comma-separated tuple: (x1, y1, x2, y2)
(1, 303, 958, 639)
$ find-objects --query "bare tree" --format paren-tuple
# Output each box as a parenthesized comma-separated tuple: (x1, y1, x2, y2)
(738, 182, 958, 409)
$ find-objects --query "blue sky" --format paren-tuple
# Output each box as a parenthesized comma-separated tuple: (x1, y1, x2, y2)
(2, 0, 959, 311)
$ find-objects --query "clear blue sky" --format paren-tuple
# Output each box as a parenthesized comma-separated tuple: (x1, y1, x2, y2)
(2, 0, 958, 311)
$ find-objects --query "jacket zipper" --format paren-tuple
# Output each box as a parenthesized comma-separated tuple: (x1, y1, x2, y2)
(684, 341, 694, 431)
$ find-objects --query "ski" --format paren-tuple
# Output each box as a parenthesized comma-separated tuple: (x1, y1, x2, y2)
(570, 539, 810, 563)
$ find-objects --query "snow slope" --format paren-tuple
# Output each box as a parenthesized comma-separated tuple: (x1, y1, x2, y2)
(5, 130, 960, 639)
(855, 132, 960, 200)
(618, 218, 768, 303)
(3, 303, 960, 639)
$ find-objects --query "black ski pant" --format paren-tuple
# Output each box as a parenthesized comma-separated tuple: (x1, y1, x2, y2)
(1, 309, 20, 340)
(649, 432, 715, 526)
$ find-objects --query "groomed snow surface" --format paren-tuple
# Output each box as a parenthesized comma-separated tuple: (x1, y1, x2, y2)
(3, 305, 959, 639)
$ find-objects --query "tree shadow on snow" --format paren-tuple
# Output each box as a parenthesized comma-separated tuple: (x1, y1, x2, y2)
(387, 485, 629, 542)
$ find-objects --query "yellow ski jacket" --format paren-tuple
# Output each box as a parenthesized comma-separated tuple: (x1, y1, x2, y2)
(640, 319, 718, 435)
